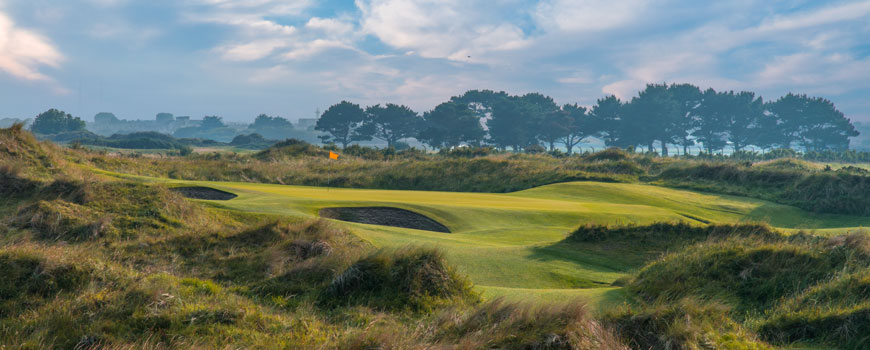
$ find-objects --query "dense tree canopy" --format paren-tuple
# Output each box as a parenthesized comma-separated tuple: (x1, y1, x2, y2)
(315, 101, 372, 148)
(314, 84, 860, 154)
(201, 116, 226, 130)
(365, 104, 421, 148)
(31, 109, 86, 134)
(418, 102, 484, 148)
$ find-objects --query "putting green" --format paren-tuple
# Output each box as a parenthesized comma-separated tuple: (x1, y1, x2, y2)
(100, 170, 870, 306)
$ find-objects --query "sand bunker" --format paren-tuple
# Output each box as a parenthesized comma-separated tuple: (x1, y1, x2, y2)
(170, 186, 238, 200)
(319, 207, 450, 233)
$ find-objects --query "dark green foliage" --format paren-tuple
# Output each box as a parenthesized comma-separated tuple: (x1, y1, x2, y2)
(418, 101, 485, 149)
(365, 103, 421, 148)
(31, 109, 85, 135)
(229, 133, 276, 148)
(316, 101, 372, 148)
(320, 247, 477, 311)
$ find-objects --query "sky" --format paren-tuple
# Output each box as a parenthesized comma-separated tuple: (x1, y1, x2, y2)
(0, 0, 869, 123)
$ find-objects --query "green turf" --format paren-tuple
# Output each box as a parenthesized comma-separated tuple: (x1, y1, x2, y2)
(96, 170, 870, 306)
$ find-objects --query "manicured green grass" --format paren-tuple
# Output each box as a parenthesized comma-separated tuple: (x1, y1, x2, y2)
(96, 169, 870, 306)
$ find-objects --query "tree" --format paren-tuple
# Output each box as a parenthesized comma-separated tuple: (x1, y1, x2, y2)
(768, 93, 858, 151)
(252, 114, 293, 129)
(487, 93, 557, 151)
(539, 109, 571, 152)
(365, 103, 421, 148)
(315, 101, 372, 148)
(590, 95, 627, 148)
(31, 109, 85, 134)
(694, 88, 729, 153)
(668, 83, 702, 155)
(621, 84, 680, 155)
(418, 102, 484, 149)
(94, 112, 119, 124)
(721, 91, 764, 152)
(556, 104, 592, 154)
(201, 116, 225, 129)
(521, 92, 560, 148)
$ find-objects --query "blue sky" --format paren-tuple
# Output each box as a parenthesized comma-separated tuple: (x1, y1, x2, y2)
(1, 0, 869, 123)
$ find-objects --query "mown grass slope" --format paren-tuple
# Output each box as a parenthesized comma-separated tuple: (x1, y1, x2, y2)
(99, 170, 869, 304)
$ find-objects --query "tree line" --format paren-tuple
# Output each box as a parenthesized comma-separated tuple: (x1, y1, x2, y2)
(316, 83, 859, 155)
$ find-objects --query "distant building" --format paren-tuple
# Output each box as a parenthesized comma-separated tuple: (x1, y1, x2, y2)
(175, 116, 190, 122)
(155, 113, 174, 124)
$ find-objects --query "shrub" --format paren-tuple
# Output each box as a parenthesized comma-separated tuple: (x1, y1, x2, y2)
(585, 148, 631, 162)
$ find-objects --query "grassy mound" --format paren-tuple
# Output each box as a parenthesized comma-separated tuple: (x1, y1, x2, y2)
(604, 299, 770, 350)
(14, 200, 114, 241)
(0, 124, 58, 176)
(626, 233, 870, 312)
(321, 247, 478, 311)
(344, 299, 628, 350)
(658, 162, 870, 216)
(253, 138, 327, 160)
(11, 181, 199, 241)
(758, 270, 870, 348)
(0, 247, 95, 317)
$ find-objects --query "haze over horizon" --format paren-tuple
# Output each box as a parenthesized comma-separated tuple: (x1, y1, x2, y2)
(1, 0, 869, 123)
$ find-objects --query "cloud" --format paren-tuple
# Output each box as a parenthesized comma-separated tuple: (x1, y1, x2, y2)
(534, 0, 649, 32)
(217, 39, 290, 61)
(756, 52, 870, 94)
(0, 11, 64, 88)
(754, 1, 870, 33)
(305, 17, 354, 37)
(356, 0, 530, 62)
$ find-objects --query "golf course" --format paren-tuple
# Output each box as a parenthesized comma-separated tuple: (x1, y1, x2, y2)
(139, 175, 870, 306)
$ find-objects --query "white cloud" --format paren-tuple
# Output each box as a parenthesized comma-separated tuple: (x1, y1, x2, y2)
(305, 17, 354, 37)
(281, 39, 356, 60)
(754, 1, 870, 33)
(0, 11, 64, 88)
(534, 0, 650, 32)
(356, 0, 530, 62)
(756, 52, 870, 94)
(217, 39, 290, 61)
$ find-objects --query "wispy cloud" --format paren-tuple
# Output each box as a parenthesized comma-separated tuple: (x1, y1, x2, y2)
(0, 11, 65, 91)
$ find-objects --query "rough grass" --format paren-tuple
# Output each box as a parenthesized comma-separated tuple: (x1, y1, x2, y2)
(341, 299, 628, 350)
(617, 230, 870, 349)
(4, 125, 870, 349)
(603, 298, 771, 350)
(658, 161, 870, 216)
(321, 246, 478, 312)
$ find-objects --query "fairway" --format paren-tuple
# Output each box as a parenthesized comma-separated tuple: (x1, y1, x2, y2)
(137, 177, 870, 306)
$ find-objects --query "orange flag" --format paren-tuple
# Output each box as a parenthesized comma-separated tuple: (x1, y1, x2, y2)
(329, 151, 339, 160)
